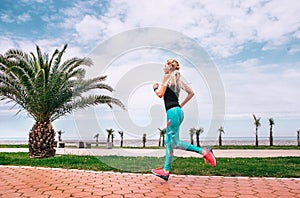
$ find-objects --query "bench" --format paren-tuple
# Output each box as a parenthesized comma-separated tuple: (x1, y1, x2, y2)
(80, 141, 108, 148)
(62, 141, 110, 148)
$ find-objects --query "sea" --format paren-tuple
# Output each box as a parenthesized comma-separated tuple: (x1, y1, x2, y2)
(0, 136, 298, 147)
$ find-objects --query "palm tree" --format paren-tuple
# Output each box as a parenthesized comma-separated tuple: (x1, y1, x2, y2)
(158, 128, 166, 147)
(253, 114, 261, 147)
(195, 127, 204, 147)
(106, 128, 114, 143)
(297, 130, 300, 147)
(268, 118, 275, 146)
(118, 131, 124, 147)
(0, 45, 124, 158)
(142, 133, 147, 148)
(57, 130, 65, 148)
(189, 128, 195, 145)
(218, 126, 225, 146)
(94, 133, 99, 147)
(57, 130, 64, 142)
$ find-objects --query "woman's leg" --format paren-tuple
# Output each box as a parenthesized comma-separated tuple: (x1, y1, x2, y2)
(174, 108, 203, 153)
(176, 138, 203, 153)
(173, 108, 216, 167)
(163, 109, 177, 171)
(152, 107, 180, 180)
(163, 107, 201, 171)
(163, 125, 175, 171)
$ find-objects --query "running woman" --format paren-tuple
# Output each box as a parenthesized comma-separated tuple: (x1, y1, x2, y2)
(151, 59, 216, 181)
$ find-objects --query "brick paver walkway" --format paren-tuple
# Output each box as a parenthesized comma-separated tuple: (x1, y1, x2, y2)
(0, 166, 299, 198)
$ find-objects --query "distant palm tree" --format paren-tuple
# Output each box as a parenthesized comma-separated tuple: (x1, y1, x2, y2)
(218, 126, 225, 146)
(142, 133, 147, 148)
(118, 131, 124, 147)
(0, 45, 124, 158)
(158, 128, 166, 147)
(94, 133, 99, 147)
(195, 127, 204, 147)
(253, 114, 261, 147)
(189, 128, 195, 145)
(57, 130, 64, 142)
(106, 128, 114, 143)
(297, 130, 300, 147)
(268, 118, 275, 146)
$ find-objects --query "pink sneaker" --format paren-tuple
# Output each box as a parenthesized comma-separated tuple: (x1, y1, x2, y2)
(151, 167, 170, 181)
(202, 147, 216, 167)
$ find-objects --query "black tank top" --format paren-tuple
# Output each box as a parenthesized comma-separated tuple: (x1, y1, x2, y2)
(164, 86, 180, 111)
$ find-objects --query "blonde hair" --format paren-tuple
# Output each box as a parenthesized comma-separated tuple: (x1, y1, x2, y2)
(166, 59, 182, 94)
(166, 59, 180, 70)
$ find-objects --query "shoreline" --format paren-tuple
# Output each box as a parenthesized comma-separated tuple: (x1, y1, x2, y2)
(0, 139, 298, 147)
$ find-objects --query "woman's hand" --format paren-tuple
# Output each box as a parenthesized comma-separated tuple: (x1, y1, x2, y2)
(153, 83, 167, 98)
(153, 83, 159, 90)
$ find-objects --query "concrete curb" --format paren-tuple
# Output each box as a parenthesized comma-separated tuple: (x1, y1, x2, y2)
(1, 148, 299, 158)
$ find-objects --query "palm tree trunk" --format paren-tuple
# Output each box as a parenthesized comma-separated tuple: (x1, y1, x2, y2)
(190, 134, 194, 145)
(270, 126, 273, 146)
(120, 137, 123, 147)
(219, 134, 222, 146)
(196, 134, 200, 147)
(162, 135, 165, 147)
(28, 121, 56, 158)
(158, 135, 161, 147)
(255, 128, 258, 147)
(297, 131, 300, 147)
(142, 134, 146, 148)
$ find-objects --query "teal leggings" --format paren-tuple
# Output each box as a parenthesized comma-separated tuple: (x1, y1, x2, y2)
(164, 106, 202, 171)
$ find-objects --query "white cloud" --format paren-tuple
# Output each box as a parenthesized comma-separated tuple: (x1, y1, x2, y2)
(0, 36, 85, 63)
(288, 46, 300, 54)
(15, 39, 36, 53)
(96, 0, 300, 57)
(3, 0, 300, 58)
(1, 12, 31, 24)
(17, 13, 31, 23)
(0, 37, 15, 54)
(75, 15, 106, 43)
(0, 13, 13, 23)
(21, 0, 47, 3)
(283, 68, 300, 78)
(43, 0, 300, 58)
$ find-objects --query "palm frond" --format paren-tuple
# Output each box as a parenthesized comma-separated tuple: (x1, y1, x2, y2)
(7, 65, 34, 94)
(48, 49, 59, 70)
(58, 57, 93, 74)
(36, 45, 45, 70)
(269, 118, 275, 125)
(72, 78, 114, 97)
(51, 44, 67, 74)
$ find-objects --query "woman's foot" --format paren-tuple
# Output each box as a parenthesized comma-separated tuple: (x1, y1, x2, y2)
(151, 167, 170, 181)
(202, 147, 216, 167)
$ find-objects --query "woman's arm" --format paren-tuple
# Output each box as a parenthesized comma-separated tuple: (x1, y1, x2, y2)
(180, 81, 194, 108)
(153, 74, 170, 98)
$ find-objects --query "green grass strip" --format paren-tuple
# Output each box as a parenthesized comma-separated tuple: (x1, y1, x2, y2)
(0, 152, 299, 178)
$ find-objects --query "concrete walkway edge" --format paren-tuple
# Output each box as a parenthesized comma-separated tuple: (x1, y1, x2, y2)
(1, 148, 299, 158)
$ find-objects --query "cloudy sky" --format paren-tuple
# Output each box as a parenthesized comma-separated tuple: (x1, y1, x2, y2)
(1, 0, 300, 142)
